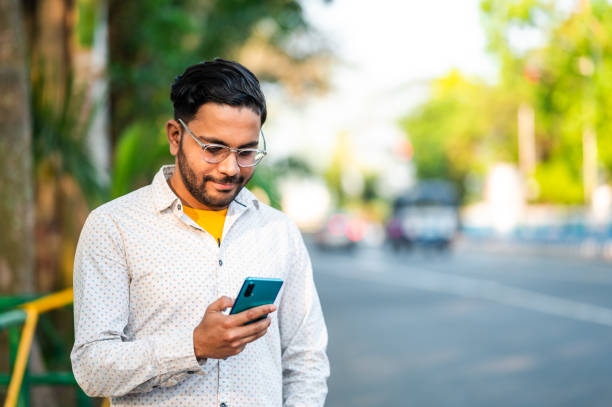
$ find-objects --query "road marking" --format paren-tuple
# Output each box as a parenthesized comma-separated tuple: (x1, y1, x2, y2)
(456, 250, 612, 286)
(318, 260, 612, 327)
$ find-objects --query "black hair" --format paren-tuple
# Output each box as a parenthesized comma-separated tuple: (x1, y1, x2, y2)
(170, 58, 267, 125)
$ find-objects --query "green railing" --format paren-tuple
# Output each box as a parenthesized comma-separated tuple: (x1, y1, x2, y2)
(0, 290, 92, 407)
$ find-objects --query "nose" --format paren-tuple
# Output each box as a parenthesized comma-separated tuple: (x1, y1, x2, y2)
(217, 150, 240, 177)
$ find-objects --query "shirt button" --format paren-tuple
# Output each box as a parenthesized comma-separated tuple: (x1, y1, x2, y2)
(220, 403, 227, 407)
(219, 259, 223, 266)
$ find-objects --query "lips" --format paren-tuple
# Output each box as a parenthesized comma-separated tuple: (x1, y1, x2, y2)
(210, 181, 237, 192)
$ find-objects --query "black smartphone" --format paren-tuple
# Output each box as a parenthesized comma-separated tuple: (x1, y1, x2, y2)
(229, 277, 283, 324)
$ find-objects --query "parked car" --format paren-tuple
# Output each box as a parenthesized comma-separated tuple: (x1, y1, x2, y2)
(316, 212, 367, 251)
(386, 180, 460, 250)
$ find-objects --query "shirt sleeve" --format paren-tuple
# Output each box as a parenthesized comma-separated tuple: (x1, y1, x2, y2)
(70, 209, 207, 398)
(279, 223, 330, 407)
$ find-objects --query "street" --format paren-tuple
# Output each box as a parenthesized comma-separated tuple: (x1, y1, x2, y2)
(310, 242, 612, 407)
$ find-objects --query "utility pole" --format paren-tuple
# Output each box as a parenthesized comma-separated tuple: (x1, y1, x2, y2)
(583, 126, 598, 204)
(578, 0, 598, 204)
(518, 104, 536, 175)
(579, 0, 591, 13)
(518, 103, 538, 201)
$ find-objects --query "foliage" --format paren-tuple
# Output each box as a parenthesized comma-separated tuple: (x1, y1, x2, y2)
(75, 0, 97, 47)
(323, 132, 351, 207)
(247, 155, 315, 209)
(31, 72, 105, 204)
(30, 67, 104, 292)
(108, 0, 329, 201)
(402, 71, 518, 196)
(402, 0, 612, 204)
(110, 122, 169, 198)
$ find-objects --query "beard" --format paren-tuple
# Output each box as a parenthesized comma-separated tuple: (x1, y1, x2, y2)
(177, 140, 250, 209)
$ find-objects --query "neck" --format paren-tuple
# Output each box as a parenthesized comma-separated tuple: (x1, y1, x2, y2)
(168, 169, 223, 211)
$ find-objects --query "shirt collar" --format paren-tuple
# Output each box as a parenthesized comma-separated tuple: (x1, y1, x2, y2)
(152, 165, 179, 212)
(151, 165, 259, 213)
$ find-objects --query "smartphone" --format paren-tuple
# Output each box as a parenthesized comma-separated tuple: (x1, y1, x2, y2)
(229, 277, 283, 324)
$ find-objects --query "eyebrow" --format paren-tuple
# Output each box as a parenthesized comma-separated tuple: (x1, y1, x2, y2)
(196, 134, 260, 149)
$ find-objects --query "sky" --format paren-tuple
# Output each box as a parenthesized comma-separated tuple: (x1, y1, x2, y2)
(269, 0, 588, 222)
(268, 0, 500, 219)
(305, 0, 496, 89)
(266, 0, 496, 180)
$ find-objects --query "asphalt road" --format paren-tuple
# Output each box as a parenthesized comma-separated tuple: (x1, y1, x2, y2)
(310, 242, 612, 407)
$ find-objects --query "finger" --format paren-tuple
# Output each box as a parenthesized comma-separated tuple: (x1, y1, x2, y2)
(232, 316, 271, 340)
(231, 304, 276, 326)
(235, 323, 270, 347)
(207, 296, 234, 312)
(231, 344, 247, 356)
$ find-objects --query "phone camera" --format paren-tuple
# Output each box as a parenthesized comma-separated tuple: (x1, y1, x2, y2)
(244, 283, 255, 297)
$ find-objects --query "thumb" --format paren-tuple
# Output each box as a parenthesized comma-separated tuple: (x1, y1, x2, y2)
(207, 296, 234, 312)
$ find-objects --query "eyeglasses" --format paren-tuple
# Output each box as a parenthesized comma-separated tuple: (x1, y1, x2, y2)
(178, 118, 267, 167)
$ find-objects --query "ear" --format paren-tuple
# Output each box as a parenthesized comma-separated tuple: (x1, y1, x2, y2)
(166, 119, 181, 156)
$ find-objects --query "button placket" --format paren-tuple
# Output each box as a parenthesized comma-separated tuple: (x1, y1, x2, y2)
(219, 359, 229, 407)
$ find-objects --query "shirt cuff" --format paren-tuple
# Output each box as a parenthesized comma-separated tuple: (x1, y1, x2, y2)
(152, 329, 208, 376)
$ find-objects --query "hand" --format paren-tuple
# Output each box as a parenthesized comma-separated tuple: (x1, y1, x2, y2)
(193, 296, 276, 360)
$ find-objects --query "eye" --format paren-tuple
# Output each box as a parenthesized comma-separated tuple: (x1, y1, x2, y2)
(206, 146, 225, 154)
(238, 150, 257, 158)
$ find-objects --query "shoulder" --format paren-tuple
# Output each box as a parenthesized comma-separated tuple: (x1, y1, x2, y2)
(257, 201, 291, 223)
(237, 188, 302, 237)
(251, 200, 305, 249)
(96, 184, 152, 213)
(85, 184, 154, 230)
(242, 190, 296, 227)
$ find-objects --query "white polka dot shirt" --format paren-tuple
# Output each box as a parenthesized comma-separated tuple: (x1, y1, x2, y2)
(71, 165, 330, 406)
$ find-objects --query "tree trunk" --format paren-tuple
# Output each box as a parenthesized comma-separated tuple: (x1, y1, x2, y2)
(0, 0, 35, 294)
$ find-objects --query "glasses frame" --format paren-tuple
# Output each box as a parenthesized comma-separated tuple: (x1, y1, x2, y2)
(178, 118, 267, 168)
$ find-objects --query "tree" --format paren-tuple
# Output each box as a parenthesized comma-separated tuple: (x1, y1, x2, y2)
(17, 0, 107, 294)
(402, 0, 612, 204)
(0, 0, 35, 294)
(3, 0, 330, 294)
(108, 0, 331, 199)
(402, 70, 521, 201)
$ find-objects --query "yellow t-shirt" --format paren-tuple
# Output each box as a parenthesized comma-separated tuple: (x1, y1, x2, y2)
(183, 205, 228, 246)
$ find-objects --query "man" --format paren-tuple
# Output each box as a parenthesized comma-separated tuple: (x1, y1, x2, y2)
(71, 59, 330, 407)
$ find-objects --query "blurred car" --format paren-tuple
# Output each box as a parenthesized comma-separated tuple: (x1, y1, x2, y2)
(315, 212, 367, 250)
(386, 180, 460, 250)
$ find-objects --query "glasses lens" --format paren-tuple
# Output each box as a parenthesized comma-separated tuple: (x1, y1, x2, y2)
(202, 145, 230, 163)
(202, 146, 265, 167)
(236, 150, 260, 167)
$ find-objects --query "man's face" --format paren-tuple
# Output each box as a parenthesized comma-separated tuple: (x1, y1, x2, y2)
(169, 103, 260, 210)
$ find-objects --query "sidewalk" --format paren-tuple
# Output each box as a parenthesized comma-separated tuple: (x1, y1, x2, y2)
(457, 234, 612, 263)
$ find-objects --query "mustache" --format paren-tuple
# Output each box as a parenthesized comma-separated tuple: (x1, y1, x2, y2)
(203, 175, 243, 185)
